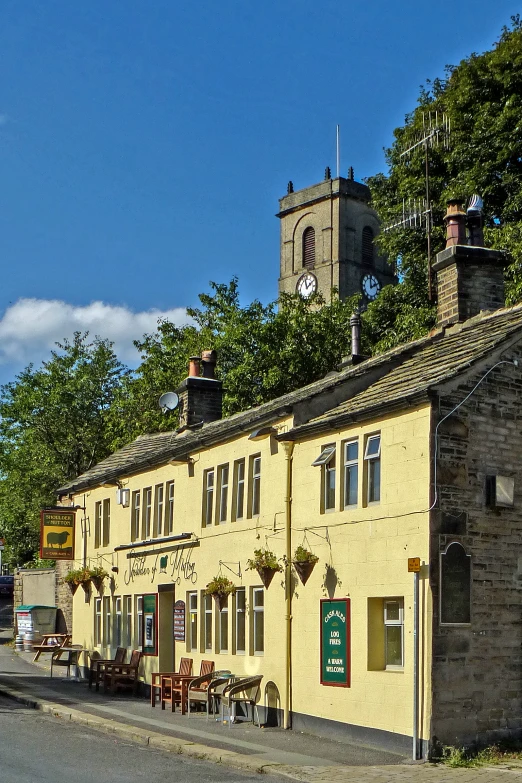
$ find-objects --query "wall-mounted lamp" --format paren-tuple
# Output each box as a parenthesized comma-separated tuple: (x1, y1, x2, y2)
(111, 566, 119, 573)
(248, 426, 277, 441)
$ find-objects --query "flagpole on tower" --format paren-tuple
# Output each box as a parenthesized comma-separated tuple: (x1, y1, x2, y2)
(336, 125, 340, 178)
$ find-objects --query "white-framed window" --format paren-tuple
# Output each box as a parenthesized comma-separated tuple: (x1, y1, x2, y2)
(235, 587, 246, 654)
(384, 599, 404, 669)
(217, 464, 229, 524)
(94, 597, 102, 646)
(343, 440, 358, 508)
(103, 596, 111, 647)
(102, 498, 110, 547)
(313, 444, 336, 511)
(188, 591, 198, 651)
(252, 587, 264, 655)
(166, 481, 175, 535)
(218, 596, 229, 653)
(232, 459, 245, 521)
(135, 595, 143, 650)
(123, 595, 132, 648)
(203, 593, 213, 652)
(365, 434, 381, 504)
(153, 484, 164, 537)
(94, 501, 102, 549)
(131, 491, 140, 541)
(249, 455, 261, 517)
(203, 469, 214, 527)
(142, 487, 152, 538)
(114, 596, 122, 647)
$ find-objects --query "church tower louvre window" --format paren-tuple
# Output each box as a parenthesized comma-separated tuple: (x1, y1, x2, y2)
(303, 227, 316, 269)
(362, 226, 374, 266)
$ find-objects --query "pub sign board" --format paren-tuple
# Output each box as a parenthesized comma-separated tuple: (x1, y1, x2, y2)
(320, 598, 350, 687)
(40, 509, 75, 560)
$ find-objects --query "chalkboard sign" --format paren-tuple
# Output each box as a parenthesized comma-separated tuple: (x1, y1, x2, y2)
(440, 542, 471, 624)
(174, 600, 185, 642)
(320, 598, 350, 687)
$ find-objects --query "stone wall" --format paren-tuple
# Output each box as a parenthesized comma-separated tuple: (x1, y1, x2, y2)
(430, 346, 522, 746)
(13, 564, 73, 634)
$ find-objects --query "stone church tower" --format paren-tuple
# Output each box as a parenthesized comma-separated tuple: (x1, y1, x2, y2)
(277, 171, 396, 304)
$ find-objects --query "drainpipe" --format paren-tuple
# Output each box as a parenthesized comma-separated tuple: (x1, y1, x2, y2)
(282, 441, 294, 730)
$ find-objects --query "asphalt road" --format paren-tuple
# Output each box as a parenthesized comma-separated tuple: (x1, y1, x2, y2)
(0, 693, 281, 783)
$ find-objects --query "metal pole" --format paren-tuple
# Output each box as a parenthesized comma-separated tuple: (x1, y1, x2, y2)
(413, 570, 419, 760)
(283, 441, 294, 730)
(425, 142, 432, 302)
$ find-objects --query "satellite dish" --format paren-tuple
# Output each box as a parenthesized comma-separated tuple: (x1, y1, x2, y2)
(159, 392, 179, 414)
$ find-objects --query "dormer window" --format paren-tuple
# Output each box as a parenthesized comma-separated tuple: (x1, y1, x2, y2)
(362, 226, 374, 266)
(303, 227, 316, 269)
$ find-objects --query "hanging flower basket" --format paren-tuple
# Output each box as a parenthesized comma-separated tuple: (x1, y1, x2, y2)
(81, 579, 92, 594)
(204, 575, 236, 611)
(63, 567, 93, 595)
(246, 549, 283, 589)
(292, 546, 319, 586)
(90, 566, 109, 592)
(68, 581, 79, 596)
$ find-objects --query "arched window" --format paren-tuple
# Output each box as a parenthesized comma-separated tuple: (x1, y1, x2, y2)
(303, 227, 315, 269)
(362, 226, 374, 266)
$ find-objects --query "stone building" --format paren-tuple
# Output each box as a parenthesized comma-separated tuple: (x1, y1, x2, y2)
(277, 170, 396, 304)
(56, 197, 522, 755)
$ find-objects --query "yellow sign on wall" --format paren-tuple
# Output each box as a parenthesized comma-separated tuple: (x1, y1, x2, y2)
(40, 509, 75, 560)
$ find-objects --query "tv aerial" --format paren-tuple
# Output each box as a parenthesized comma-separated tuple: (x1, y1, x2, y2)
(158, 392, 179, 414)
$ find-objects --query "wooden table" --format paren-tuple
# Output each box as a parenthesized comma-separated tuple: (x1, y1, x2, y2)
(160, 674, 194, 713)
(32, 634, 71, 662)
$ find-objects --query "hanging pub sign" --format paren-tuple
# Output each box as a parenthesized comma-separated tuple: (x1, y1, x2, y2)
(174, 600, 185, 642)
(40, 508, 75, 560)
(320, 598, 351, 687)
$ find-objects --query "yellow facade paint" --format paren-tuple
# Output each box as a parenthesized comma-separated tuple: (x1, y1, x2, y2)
(69, 403, 432, 744)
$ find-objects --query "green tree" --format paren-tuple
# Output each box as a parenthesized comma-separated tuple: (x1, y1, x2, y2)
(365, 16, 522, 348)
(0, 333, 128, 566)
(109, 279, 360, 447)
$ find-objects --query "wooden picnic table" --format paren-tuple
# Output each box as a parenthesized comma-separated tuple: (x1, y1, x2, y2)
(33, 634, 71, 662)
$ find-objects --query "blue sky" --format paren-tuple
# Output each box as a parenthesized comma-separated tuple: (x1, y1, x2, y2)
(0, 0, 519, 382)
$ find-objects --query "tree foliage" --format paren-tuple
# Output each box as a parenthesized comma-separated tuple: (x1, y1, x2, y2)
(109, 279, 360, 447)
(365, 16, 522, 348)
(0, 334, 128, 566)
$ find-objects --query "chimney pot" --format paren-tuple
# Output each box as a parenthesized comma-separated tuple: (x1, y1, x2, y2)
(201, 350, 217, 379)
(444, 198, 467, 248)
(188, 357, 201, 377)
(350, 312, 362, 357)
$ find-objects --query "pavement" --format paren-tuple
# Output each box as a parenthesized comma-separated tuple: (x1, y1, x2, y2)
(2, 604, 522, 782)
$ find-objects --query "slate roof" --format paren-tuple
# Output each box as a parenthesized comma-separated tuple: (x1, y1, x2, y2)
(57, 304, 522, 495)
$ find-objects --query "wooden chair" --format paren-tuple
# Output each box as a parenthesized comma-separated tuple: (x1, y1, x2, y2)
(162, 659, 214, 713)
(88, 647, 126, 690)
(221, 675, 263, 727)
(103, 650, 142, 695)
(150, 657, 193, 707)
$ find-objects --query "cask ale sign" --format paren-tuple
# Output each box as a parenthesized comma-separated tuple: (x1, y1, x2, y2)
(40, 508, 75, 560)
(320, 598, 350, 687)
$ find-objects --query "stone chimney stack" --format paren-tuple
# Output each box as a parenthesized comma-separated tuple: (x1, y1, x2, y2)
(433, 196, 507, 328)
(177, 351, 223, 431)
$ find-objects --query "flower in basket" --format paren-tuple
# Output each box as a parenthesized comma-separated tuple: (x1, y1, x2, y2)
(246, 548, 283, 588)
(63, 567, 92, 594)
(292, 545, 319, 586)
(204, 575, 236, 610)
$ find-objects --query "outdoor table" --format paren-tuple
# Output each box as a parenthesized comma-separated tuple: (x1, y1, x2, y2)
(160, 673, 194, 713)
(32, 633, 71, 662)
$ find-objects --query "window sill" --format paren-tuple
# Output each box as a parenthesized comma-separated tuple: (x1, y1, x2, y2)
(384, 666, 404, 672)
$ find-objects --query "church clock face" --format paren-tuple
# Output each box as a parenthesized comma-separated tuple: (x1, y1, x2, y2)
(361, 273, 381, 300)
(296, 272, 318, 299)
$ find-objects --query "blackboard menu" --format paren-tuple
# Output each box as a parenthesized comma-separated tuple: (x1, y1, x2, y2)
(440, 542, 471, 624)
(174, 600, 185, 641)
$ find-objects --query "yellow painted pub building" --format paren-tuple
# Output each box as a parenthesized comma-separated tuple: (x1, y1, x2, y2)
(58, 193, 522, 755)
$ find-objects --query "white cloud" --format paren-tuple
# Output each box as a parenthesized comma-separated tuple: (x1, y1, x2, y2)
(0, 298, 190, 368)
